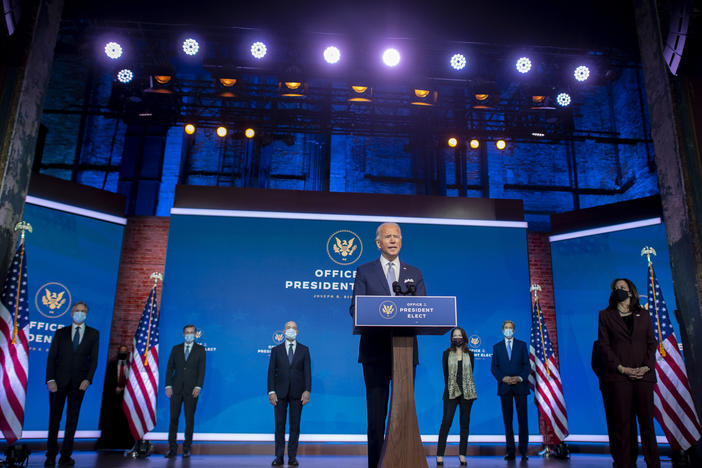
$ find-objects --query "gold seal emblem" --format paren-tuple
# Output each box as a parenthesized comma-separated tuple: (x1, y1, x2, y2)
(272, 330, 285, 344)
(469, 334, 481, 348)
(35, 282, 72, 319)
(327, 230, 363, 265)
(378, 300, 398, 320)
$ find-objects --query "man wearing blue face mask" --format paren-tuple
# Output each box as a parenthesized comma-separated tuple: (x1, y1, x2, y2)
(267, 321, 311, 466)
(164, 324, 206, 458)
(45, 301, 100, 467)
(490, 320, 530, 461)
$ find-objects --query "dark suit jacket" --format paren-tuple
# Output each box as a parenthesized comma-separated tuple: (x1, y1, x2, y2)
(267, 341, 312, 399)
(350, 258, 426, 366)
(165, 343, 206, 393)
(490, 338, 531, 396)
(441, 348, 475, 400)
(596, 307, 657, 383)
(46, 325, 99, 389)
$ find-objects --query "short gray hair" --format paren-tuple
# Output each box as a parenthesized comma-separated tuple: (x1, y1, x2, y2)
(375, 223, 402, 241)
(502, 320, 515, 330)
(72, 301, 89, 312)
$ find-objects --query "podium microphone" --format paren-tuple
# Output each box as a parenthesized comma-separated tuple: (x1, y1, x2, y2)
(392, 281, 403, 295)
(405, 279, 416, 296)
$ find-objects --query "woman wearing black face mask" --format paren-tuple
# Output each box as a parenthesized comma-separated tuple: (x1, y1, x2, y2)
(597, 278, 660, 468)
(436, 327, 476, 466)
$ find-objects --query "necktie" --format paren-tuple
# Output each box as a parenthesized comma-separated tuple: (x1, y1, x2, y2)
(507, 340, 512, 360)
(73, 327, 80, 350)
(288, 343, 294, 364)
(386, 262, 396, 295)
(185, 345, 191, 360)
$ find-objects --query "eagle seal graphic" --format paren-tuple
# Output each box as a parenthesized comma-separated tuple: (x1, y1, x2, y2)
(327, 230, 363, 265)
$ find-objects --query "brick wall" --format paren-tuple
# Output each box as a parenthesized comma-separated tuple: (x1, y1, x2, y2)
(107, 217, 170, 359)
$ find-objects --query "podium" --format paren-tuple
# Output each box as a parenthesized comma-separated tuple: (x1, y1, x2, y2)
(355, 296, 457, 468)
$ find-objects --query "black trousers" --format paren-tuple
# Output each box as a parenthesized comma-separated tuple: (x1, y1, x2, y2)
(603, 380, 660, 468)
(437, 397, 474, 456)
(363, 362, 392, 468)
(47, 386, 86, 458)
(500, 391, 528, 457)
(168, 391, 198, 451)
(600, 386, 638, 467)
(274, 396, 303, 458)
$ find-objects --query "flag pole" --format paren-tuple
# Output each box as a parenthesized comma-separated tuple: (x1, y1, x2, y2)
(143, 272, 163, 367)
(11, 221, 32, 344)
(531, 284, 549, 376)
(641, 246, 665, 357)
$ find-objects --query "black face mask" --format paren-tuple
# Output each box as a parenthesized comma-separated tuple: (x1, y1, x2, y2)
(118, 352, 128, 360)
(614, 288, 630, 303)
(452, 338, 465, 347)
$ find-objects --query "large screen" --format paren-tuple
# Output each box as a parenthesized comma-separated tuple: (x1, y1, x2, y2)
(551, 220, 678, 438)
(154, 212, 537, 440)
(19, 200, 124, 437)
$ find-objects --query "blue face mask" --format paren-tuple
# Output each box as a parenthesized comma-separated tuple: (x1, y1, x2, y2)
(503, 328, 514, 339)
(72, 311, 87, 324)
(184, 334, 195, 344)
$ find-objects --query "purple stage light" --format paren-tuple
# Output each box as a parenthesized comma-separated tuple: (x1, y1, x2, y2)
(251, 41, 267, 59)
(516, 57, 532, 74)
(556, 92, 571, 107)
(117, 69, 133, 83)
(382, 48, 400, 67)
(324, 46, 341, 64)
(182, 38, 199, 56)
(450, 53, 466, 70)
(574, 65, 590, 82)
(104, 42, 123, 59)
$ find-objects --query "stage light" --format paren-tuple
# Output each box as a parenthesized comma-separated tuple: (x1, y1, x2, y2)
(279, 81, 307, 97)
(448, 137, 458, 148)
(516, 57, 532, 74)
(216, 126, 227, 138)
(182, 38, 199, 56)
(496, 140, 506, 150)
(116, 69, 133, 83)
(473, 93, 493, 109)
(574, 65, 590, 82)
(352, 86, 367, 93)
(349, 85, 372, 102)
(251, 41, 267, 59)
(382, 48, 400, 67)
(324, 46, 341, 64)
(556, 92, 571, 107)
(450, 53, 466, 70)
(284, 82, 301, 90)
(469, 139, 480, 149)
(411, 89, 437, 106)
(531, 132, 545, 137)
(153, 75, 172, 85)
(219, 78, 237, 87)
(104, 42, 123, 59)
(184, 124, 196, 135)
(245, 128, 255, 139)
(414, 89, 430, 98)
(532, 95, 545, 104)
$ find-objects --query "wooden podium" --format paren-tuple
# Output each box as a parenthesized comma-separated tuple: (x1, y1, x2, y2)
(354, 296, 457, 468)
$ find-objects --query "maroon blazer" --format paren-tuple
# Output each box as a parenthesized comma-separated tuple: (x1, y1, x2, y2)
(596, 306, 657, 383)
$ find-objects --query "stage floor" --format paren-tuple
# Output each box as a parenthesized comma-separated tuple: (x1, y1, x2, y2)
(24, 452, 673, 467)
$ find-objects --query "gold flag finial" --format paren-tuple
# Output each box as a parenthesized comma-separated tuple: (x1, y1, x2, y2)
(530, 283, 542, 301)
(641, 246, 657, 265)
(641, 247, 665, 357)
(150, 272, 163, 285)
(14, 221, 32, 241)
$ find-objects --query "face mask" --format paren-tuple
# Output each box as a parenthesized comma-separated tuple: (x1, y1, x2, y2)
(285, 328, 297, 340)
(72, 312, 86, 324)
(184, 334, 195, 344)
(118, 352, 128, 360)
(452, 338, 464, 347)
(614, 288, 630, 303)
(503, 329, 514, 339)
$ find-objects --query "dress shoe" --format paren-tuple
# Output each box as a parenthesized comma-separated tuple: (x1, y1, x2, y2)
(164, 450, 177, 458)
(58, 457, 75, 466)
(521, 455, 529, 461)
(44, 457, 56, 467)
(435, 456, 444, 466)
(183, 450, 191, 458)
(289, 458, 299, 466)
(504, 454, 516, 461)
(271, 457, 284, 466)
(459, 455, 467, 465)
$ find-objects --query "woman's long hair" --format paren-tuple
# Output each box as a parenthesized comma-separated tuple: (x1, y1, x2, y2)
(608, 278, 641, 312)
(446, 327, 469, 353)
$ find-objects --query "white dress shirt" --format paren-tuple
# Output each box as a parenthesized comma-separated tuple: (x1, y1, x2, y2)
(380, 256, 400, 283)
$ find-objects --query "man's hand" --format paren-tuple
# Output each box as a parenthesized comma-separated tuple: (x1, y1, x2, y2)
(301, 391, 310, 406)
(192, 387, 201, 398)
(47, 381, 57, 393)
(165, 387, 173, 398)
(269, 392, 278, 406)
(79, 380, 90, 391)
(116, 386, 124, 394)
(618, 365, 640, 379)
(502, 376, 512, 384)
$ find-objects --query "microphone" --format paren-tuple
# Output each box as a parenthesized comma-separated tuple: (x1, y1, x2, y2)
(405, 279, 416, 296)
(392, 281, 403, 295)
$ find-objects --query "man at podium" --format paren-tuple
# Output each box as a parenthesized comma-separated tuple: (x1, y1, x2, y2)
(350, 222, 427, 468)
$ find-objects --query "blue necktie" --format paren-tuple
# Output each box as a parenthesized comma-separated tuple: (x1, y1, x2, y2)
(507, 340, 512, 360)
(288, 344, 294, 365)
(185, 345, 191, 361)
(73, 327, 80, 350)
(386, 262, 396, 295)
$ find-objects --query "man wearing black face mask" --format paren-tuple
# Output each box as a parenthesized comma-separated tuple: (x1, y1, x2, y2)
(97, 345, 134, 449)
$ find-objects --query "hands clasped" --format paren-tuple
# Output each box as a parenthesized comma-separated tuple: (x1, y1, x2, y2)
(618, 365, 649, 380)
(502, 376, 521, 385)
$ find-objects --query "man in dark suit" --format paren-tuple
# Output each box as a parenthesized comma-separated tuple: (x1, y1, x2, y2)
(45, 301, 100, 467)
(350, 222, 426, 468)
(164, 324, 206, 458)
(490, 320, 531, 461)
(267, 321, 311, 466)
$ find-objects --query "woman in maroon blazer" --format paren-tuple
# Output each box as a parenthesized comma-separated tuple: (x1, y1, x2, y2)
(597, 278, 660, 468)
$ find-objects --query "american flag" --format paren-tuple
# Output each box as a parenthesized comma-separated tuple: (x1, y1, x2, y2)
(0, 240, 30, 444)
(646, 262, 701, 450)
(122, 285, 160, 440)
(528, 297, 569, 443)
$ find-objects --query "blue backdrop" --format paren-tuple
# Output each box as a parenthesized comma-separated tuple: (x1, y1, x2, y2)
(551, 222, 678, 437)
(20, 202, 123, 434)
(156, 214, 537, 437)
